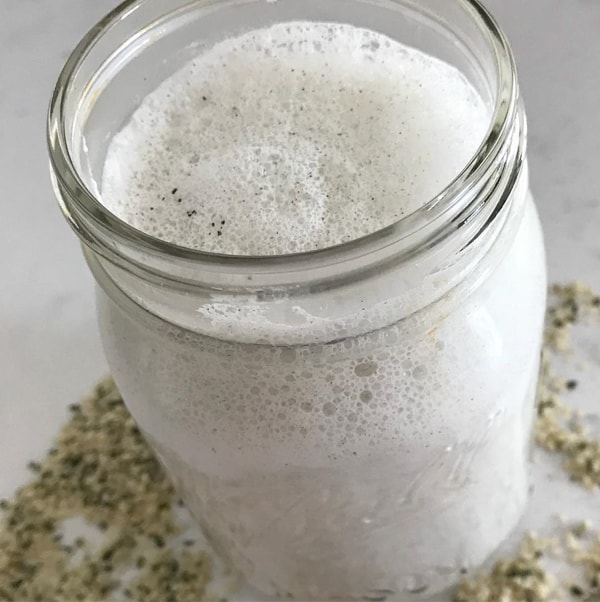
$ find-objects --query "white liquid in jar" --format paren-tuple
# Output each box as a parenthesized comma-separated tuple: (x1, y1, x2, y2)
(97, 21, 547, 600)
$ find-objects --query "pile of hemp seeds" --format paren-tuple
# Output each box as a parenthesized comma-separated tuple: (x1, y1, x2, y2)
(0, 282, 599, 602)
(0, 379, 214, 601)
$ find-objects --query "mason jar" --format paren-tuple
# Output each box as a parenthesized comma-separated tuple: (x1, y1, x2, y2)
(48, 0, 547, 599)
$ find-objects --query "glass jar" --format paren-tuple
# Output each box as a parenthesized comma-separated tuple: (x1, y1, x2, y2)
(48, 0, 547, 599)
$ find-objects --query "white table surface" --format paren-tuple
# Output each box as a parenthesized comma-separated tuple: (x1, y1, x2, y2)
(1, 1, 599, 600)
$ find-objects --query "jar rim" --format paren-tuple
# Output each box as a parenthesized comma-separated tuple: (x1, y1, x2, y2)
(48, 0, 519, 284)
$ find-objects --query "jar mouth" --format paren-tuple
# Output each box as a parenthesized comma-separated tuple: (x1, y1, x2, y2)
(48, 0, 519, 280)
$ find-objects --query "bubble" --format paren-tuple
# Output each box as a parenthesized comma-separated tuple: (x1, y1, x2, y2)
(280, 348, 296, 363)
(360, 390, 373, 403)
(355, 361, 378, 377)
(412, 365, 428, 380)
(322, 402, 337, 416)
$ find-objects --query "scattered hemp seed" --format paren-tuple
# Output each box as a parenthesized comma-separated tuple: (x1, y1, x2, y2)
(455, 522, 600, 602)
(0, 378, 213, 601)
(535, 282, 600, 489)
(571, 521, 590, 540)
(544, 282, 600, 353)
(454, 534, 557, 602)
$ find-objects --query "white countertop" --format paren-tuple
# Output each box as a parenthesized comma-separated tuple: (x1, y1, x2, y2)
(1, 0, 599, 599)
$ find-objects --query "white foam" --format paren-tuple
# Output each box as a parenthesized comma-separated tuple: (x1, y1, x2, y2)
(101, 22, 488, 255)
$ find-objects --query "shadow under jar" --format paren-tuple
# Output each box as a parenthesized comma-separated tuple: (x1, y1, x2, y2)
(48, 0, 547, 599)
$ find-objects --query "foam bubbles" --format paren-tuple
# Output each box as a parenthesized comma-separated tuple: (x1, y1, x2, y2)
(101, 22, 488, 255)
